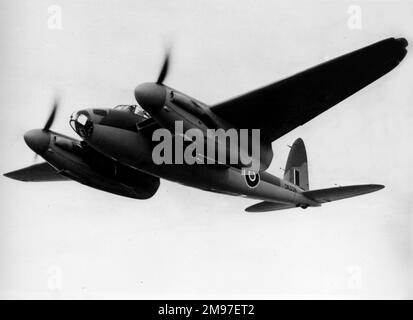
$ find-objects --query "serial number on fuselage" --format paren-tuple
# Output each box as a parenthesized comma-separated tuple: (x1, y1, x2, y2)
(283, 183, 298, 193)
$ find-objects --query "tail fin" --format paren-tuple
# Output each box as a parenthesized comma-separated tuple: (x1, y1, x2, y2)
(284, 138, 309, 190)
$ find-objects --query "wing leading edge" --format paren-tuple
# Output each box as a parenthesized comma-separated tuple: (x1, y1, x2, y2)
(211, 37, 408, 142)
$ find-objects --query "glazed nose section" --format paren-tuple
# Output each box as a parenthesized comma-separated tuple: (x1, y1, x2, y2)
(69, 111, 94, 139)
(24, 129, 50, 155)
(134, 82, 166, 114)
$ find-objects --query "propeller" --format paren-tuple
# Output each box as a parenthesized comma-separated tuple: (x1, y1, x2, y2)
(32, 96, 60, 162)
(156, 47, 171, 84)
(43, 96, 59, 131)
(135, 47, 172, 113)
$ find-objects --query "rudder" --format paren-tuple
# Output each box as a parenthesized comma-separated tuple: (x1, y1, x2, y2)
(284, 138, 309, 190)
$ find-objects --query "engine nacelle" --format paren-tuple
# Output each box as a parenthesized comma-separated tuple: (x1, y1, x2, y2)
(40, 132, 160, 199)
(135, 83, 273, 171)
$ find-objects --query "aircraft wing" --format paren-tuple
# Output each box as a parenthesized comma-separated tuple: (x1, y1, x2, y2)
(3, 162, 69, 182)
(210, 37, 407, 142)
(302, 184, 384, 203)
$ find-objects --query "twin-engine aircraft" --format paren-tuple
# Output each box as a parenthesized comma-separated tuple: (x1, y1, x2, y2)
(4, 37, 408, 212)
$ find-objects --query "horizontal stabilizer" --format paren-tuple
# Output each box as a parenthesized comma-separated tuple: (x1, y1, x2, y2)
(245, 201, 296, 212)
(302, 184, 384, 203)
(3, 162, 69, 182)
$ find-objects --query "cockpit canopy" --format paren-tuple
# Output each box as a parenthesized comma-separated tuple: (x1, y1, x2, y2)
(114, 105, 150, 119)
(69, 104, 152, 139)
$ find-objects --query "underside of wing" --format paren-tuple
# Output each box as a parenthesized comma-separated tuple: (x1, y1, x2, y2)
(245, 201, 296, 212)
(302, 184, 384, 204)
(3, 162, 69, 182)
(211, 37, 408, 142)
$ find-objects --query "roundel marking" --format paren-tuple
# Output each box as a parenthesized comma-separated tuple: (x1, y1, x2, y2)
(244, 170, 260, 188)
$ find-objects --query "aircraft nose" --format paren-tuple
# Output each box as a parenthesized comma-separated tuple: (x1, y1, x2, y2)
(24, 129, 50, 155)
(134, 82, 166, 114)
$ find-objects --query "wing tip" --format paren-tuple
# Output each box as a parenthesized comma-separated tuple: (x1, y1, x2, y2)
(3, 171, 29, 181)
(395, 37, 408, 48)
(368, 184, 385, 192)
(389, 37, 408, 64)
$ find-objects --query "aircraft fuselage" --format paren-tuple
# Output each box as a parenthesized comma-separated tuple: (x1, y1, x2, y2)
(82, 121, 319, 208)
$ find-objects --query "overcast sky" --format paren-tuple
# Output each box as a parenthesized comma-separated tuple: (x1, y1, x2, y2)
(0, 0, 412, 299)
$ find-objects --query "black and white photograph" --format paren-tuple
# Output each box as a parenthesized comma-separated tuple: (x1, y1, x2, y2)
(0, 0, 412, 303)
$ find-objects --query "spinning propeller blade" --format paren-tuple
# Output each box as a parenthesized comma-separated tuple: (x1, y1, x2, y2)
(30, 96, 60, 162)
(43, 96, 59, 131)
(156, 47, 171, 84)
